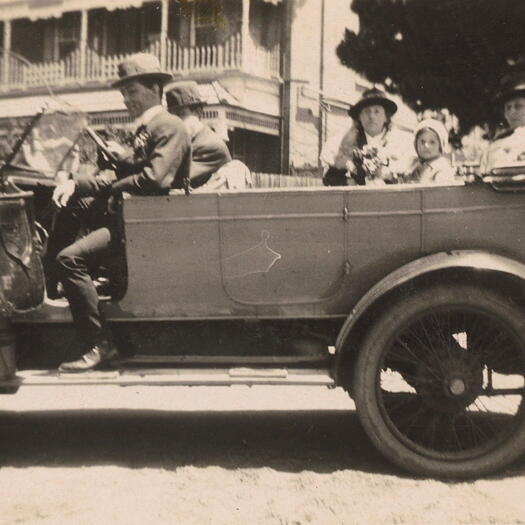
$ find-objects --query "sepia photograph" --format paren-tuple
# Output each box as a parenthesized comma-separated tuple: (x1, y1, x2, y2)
(0, 0, 524, 523)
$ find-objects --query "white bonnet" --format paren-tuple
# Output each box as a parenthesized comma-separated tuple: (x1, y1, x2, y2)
(414, 118, 449, 153)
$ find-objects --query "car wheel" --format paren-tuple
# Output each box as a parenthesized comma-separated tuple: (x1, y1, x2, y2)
(353, 284, 525, 478)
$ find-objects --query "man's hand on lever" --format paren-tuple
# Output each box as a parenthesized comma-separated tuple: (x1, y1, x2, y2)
(52, 179, 76, 209)
(104, 140, 128, 161)
(97, 140, 128, 170)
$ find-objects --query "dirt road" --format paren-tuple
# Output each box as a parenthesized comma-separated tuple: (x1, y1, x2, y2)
(1, 385, 524, 525)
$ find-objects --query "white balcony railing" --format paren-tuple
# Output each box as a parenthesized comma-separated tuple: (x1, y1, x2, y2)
(0, 33, 280, 93)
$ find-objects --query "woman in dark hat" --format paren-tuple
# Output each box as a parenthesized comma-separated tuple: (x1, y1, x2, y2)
(321, 87, 414, 185)
(481, 70, 525, 172)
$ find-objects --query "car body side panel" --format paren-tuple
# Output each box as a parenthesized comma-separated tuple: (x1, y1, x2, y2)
(12, 183, 525, 324)
(334, 250, 525, 354)
(334, 187, 423, 312)
(217, 191, 346, 306)
(116, 193, 234, 318)
(331, 184, 525, 315)
(422, 183, 525, 260)
(114, 190, 348, 318)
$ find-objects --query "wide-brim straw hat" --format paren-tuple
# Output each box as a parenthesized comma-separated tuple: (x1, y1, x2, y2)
(111, 53, 173, 88)
(348, 87, 398, 120)
(165, 80, 205, 108)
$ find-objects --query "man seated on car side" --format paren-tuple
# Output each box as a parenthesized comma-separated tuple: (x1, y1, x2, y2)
(165, 80, 232, 189)
(52, 53, 191, 373)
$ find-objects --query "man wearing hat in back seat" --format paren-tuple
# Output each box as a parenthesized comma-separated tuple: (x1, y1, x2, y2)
(165, 80, 232, 189)
(52, 53, 191, 372)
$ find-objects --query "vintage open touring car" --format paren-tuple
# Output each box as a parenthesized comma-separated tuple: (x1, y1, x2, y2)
(0, 105, 524, 479)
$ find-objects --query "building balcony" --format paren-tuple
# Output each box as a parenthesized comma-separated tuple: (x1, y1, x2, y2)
(0, 32, 280, 94)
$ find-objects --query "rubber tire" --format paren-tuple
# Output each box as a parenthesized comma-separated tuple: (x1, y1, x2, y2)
(353, 283, 525, 479)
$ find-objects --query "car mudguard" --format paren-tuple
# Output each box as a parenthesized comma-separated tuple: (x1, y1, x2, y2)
(335, 250, 525, 357)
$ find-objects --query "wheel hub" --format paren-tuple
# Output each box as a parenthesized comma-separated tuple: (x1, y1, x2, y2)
(448, 377, 466, 396)
(416, 355, 483, 414)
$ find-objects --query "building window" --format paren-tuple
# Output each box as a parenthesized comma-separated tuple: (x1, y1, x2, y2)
(250, 1, 281, 48)
(56, 12, 80, 60)
(12, 19, 47, 63)
(88, 9, 106, 55)
(141, 2, 162, 48)
(194, 0, 220, 46)
(171, 0, 229, 47)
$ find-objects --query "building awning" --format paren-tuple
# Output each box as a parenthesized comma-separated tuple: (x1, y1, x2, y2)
(0, 0, 147, 21)
(0, 0, 281, 22)
(0, 81, 242, 119)
(0, 81, 280, 136)
(0, 90, 126, 118)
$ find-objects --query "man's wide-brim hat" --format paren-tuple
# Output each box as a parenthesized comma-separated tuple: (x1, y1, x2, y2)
(348, 87, 398, 120)
(165, 80, 205, 108)
(111, 53, 173, 88)
(493, 70, 525, 107)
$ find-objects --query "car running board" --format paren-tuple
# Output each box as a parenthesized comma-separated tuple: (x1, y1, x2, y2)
(6, 367, 336, 388)
(120, 354, 331, 365)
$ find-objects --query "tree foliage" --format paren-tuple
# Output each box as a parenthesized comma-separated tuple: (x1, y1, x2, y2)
(337, 0, 525, 134)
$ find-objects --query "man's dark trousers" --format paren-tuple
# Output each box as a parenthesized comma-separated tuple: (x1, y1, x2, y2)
(56, 223, 116, 347)
(45, 196, 109, 297)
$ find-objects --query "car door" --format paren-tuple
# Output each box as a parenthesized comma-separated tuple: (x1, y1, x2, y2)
(217, 189, 347, 307)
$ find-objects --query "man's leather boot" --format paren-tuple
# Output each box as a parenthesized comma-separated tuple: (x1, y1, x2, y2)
(58, 341, 118, 373)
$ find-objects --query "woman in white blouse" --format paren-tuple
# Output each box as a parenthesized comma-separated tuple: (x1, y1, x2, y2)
(321, 88, 414, 185)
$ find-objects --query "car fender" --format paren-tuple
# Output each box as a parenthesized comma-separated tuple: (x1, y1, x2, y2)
(335, 250, 525, 355)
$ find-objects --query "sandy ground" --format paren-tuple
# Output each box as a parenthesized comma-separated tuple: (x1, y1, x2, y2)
(1, 385, 524, 525)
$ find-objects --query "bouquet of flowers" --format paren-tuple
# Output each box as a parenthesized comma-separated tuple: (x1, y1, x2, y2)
(348, 144, 407, 185)
(350, 145, 385, 185)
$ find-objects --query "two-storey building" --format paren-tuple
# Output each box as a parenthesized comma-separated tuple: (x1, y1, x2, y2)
(0, 0, 415, 174)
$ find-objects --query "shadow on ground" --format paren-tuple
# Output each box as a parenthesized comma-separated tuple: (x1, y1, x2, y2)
(2, 409, 524, 480)
(0, 409, 397, 475)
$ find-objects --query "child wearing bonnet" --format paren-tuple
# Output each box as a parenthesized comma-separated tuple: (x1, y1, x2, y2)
(408, 118, 456, 184)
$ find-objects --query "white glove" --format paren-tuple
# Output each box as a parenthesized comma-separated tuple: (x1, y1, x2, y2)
(52, 179, 75, 208)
